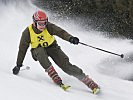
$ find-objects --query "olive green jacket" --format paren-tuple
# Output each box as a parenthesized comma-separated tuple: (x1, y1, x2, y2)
(16, 22, 73, 66)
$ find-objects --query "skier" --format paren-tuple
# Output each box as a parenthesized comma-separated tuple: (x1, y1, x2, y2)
(12, 10, 100, 94)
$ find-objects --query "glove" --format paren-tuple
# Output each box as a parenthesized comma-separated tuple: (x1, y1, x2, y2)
(69, 37, 79, 45)
(12, 65, 22, 75)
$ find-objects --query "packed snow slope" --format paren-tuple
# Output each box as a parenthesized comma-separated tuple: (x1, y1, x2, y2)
(0, 1, 133, 100)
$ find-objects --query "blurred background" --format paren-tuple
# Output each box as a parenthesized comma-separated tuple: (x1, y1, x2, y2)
(1, 0, 133, 39)
(33, 0, 133, 39)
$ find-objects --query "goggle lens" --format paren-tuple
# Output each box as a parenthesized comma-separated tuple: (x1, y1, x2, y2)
(37, 21, 47, 27)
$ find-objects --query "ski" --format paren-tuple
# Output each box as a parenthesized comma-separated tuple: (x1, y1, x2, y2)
(60, 84, 71, 91)
(92, 87, 100, 94)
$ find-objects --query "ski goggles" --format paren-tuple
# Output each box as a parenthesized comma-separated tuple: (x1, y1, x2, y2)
(37, 20, 47, 27)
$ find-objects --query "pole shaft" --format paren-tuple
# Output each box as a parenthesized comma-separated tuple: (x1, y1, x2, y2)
(79, 42, 123, 58)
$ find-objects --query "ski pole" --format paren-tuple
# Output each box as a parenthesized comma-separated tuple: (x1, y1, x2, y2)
(20, 66, 30, 71)
(79, 42, 124, 58)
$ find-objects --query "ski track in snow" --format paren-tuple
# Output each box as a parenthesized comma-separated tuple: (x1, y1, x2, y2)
(0, 1, 133, 100)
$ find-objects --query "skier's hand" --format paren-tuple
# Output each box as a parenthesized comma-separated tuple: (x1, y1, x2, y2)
(69, 37, 79, 45)
(12, 65, 22, 75)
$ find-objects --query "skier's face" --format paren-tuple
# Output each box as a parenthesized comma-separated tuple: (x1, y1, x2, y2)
(36, 20, 47, 31)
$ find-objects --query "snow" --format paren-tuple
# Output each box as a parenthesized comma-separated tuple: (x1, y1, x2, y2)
(0, 2, 133, 100)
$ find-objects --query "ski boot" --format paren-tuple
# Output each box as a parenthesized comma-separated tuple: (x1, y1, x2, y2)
(81, 75, 100, 94)
(46, 66, 70, 91)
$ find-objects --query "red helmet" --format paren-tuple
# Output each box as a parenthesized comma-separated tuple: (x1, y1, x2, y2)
(33, 10, 48, 22)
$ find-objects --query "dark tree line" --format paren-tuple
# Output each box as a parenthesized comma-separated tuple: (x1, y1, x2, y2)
(1, 0, 130, 39)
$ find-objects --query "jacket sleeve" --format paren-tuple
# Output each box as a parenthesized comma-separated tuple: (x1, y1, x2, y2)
(16, 27, 30, 66)
(47, 22, 73, 41)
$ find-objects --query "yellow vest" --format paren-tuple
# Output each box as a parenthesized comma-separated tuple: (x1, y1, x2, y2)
(28, 25, 55, 48)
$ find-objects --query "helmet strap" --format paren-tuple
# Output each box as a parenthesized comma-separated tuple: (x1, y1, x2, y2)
(35, 22, 37, 28)
(32, 15, 37, 28)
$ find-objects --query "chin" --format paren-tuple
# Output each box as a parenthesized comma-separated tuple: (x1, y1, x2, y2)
(40, 29, 44, 31)
(38, 28, 44, 31)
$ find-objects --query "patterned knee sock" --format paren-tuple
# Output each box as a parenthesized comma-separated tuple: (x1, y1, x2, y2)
(46, 66, 62, 85)
(81, 75, 99, 90)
